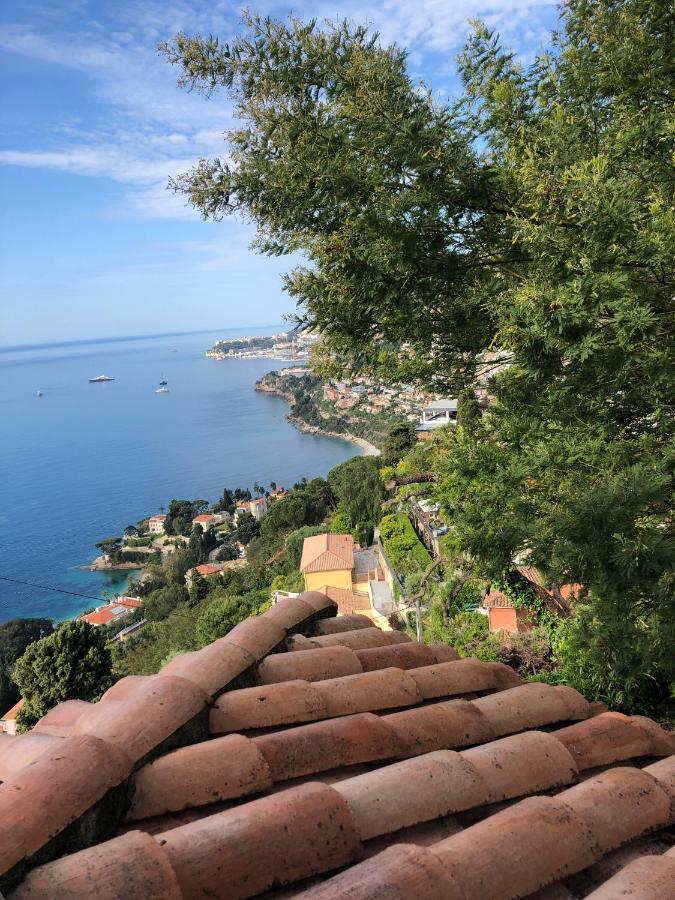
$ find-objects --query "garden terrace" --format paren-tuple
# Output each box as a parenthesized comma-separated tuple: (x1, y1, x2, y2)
(0, 590, 673, 899)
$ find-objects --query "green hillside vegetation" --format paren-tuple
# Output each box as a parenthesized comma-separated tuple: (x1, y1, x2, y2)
(162, 1, 674, 717)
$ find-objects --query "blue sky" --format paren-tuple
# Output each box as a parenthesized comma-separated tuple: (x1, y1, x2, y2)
(1, 0, 559, 345)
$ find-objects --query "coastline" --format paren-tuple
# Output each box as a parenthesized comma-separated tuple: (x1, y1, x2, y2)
(255, 379, 381, 457)
(289, 417, 381, 456)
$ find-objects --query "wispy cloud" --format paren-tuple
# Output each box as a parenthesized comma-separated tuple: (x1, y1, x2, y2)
(1, 0, 557, 219)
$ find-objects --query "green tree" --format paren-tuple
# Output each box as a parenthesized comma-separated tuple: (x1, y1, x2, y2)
(144, 584, 189, 621)
(161, 3, 674, 713)
(0, 617, 52, 714)
(328, 457, 383, 527)
(456, 389, 481, 431)
(13, 620, 113, 731)
(382, 422, 417, 464)
(189, 571, 210, 605)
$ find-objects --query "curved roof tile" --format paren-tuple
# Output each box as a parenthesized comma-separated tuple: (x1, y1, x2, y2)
(354, 642, 436, 672)
(335, 750, 485, 840)
(256, 645, 363, 684)
(312, 667, 422, 717)
(0, 732, 63, 783)
(253, 712, 401, 781)
(210, 680, 327, 733)
(585, 850, 675, 899)
(553, 711, 675, 769)
(159, 781, 362, 899)
(129, 733, 271, 821)
(0, 734, 133, 879)
(472, 683, 591, 737)
(72, 675, 208, 763)
(300, 842, 461, 900)
(385, 700, 495, 758)
(309, 613, 374, 635)
(32, 699, 92, 737)
(222, 616, 288, 659)
(160, 640, 256, 697)
(432, 795, 596, 899)
(462, 730, 578, 803)
(288, 627, 411, 652)
(10, 829, 181, 900)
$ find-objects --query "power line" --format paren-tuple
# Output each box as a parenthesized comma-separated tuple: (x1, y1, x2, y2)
(0, 575, 124, 605)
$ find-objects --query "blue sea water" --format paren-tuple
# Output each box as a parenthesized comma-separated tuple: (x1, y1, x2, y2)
(0, 327, 359, 623)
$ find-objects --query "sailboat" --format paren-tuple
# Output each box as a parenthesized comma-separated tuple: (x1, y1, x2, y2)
(155, 375, 169, 394)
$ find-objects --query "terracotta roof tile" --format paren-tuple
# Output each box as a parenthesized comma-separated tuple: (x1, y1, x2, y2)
(160, 782, 362, 898)
(11, 830, 182, 900)
(354, 642, 450, 671)
(210, 680, 327, 733)
(223, 617, 288, 659)
(471, 682, 591, 737)
(585, 848, 675, 899)
(260, 596, 318, 631)
(0, 734, 133, 884)
(287, 626, 411, 652)
(32, 699, 92, 736)
(385, 700, 495, 758)
(4, 589, 673, 899)
(312, 668, 422, 717)
(461, 730, 578, 802)
(0, 731, 63, 783)
(335, 750, 484, 841)
(129, 733, 272, 821)
(553, 711, 675, 769)
(309, 613, 374, 635)
(557, 766, 671, 856)
(294, 591, 339, 614)
(160, 640, 256, 697)
(300, 842, 461, 900)
(72, 674, 209, 764)
(406, 658, 522, 699)
(253, 713, 400, 782)
(256, 645, 363, 684)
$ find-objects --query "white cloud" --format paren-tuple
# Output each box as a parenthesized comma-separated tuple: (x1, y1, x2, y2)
(0, 0, 558, 220)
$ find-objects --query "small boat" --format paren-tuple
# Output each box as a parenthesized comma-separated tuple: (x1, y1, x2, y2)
(155, 374, 169, 394)
(89, 374, 114, 383)
(36, 391, 43, 398)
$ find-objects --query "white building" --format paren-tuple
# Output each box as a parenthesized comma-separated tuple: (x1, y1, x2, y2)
(148, 514, 167, 535)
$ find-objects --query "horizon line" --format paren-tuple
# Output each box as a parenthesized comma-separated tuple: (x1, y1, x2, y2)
(0, 324, 291, 354)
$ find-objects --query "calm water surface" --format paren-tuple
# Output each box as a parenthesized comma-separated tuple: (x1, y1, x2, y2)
(0, 328, 358, 622)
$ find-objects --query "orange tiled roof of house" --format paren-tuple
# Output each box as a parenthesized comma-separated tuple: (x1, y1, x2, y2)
(300, 533, 354, 573)
(193, 514, 216, 523)
(318, 585, 371, 615)
(0, 589, 673, 898)
(0, 697, 24, 724)
(194, 564, 223, 577)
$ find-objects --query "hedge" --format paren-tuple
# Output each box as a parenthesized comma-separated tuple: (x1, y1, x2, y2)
(379, 513, 432, 575)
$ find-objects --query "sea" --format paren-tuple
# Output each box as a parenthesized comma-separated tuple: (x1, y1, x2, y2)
(0, 327, 359, 624)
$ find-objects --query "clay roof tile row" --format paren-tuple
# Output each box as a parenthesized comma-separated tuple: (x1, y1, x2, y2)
(2, 587, 674, 899)
(16, 732, 673, 900)
(210, 658, 522, 735)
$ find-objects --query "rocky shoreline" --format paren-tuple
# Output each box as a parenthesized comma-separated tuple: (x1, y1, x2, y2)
(255, 380, 381, 457)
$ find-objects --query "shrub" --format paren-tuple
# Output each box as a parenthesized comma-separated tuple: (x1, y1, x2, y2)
(379, 513, 432, 575)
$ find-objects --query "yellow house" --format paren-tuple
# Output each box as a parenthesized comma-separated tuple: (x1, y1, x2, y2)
(300, 533, 354, 592)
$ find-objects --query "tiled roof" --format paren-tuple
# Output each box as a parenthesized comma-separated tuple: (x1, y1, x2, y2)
(0, 698, 24, 722)
(193, 514, 216, 523)
(0, 589, 673, 899)
(318, 585, 371, 614)
(300, 534, 354, 573)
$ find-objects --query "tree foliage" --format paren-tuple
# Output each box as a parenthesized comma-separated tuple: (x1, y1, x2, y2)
(13, 620, 113, 731)
(162, 1, 674, 713)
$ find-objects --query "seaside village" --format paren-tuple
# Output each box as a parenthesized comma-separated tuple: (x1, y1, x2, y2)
(0, 347, 565, 740)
